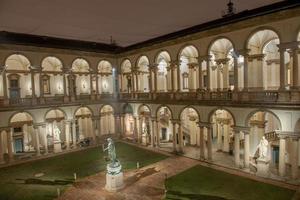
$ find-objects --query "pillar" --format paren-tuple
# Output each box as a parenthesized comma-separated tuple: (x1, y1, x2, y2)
(154, 67, 158, 93)
(207, 126, 212, 160)
(178, 123, 183, 153)
(134, 117, 138, 142)
(244, 132, 250, 168)
(0, 131, 5, 164)
(279, 49, 286, 90)
(172, 122, 177, 152)
(156, 120, 159, 147)
(278, 136, 286, 177)
(233, 56, 239, 90)
(243, 53, 249, 90)
(234, 131, 240, 167)
(34, 125, 41, 156)
(198, 61, 203, 90)
(8, 128, 14, 160)
(292, 48, 299, 88)
(31, 71, 36, 98)
(291, 138, 299, 179)
(44, 123, 49, 154)
(2, 70, 8, 102)
(170, 64, 175, 92)
(199, 126, 205, 160)
(150, 119, 155, 147)
(176, 63, 181, 92)
(206, 57, 211, 90)
(72, 120, 77, 148)
(39, 73, 44, 98)
(65, 121, 71, 150)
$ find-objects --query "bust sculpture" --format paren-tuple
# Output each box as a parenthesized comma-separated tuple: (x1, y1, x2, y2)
(257, 136, 268, 159)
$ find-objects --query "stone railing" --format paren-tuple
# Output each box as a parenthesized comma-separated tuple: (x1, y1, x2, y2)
(9, 98, 32, 106)
(264, 131, 279, 141)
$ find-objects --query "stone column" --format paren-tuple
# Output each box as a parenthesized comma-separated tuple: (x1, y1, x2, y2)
(34, 125, 41, 156)
(291, 138, 299, 179)
(156, 120, 160, 147)
(172, 121, 177, 152)
(31, 71, 36, 98)
(279, 48, 286, 90)
(2, 70, 8, 104)
(0, 131, 5, 164)
(233, 56, 239, 90)
(72, 120, 77, 148)
(207, 126, 212, 160)
(114, 115, 120, 137)
(292, 48, 299, 89)
(178, 122, 183, 153)
(198, 61, 203, 90)
(154, 67, 158, 93)
(150, 119, 155, 147)
(243, 53, 249, 91)
(206, 57, 211, 90)
(43, 123, 48, 154)
(199, 125, 205, 160)
(63, 74, 68, 102)
(138, 117, 143, 143)
(176, 62, 181, 92)
(65, 121, 71, 150)
(39, 73, 44, 98)
(244, 131, 250, 168)
(149, 68, 153, 93)
(234, 131, 240, 167)
(134, 116, 138, 142)
(278, 136, 286, 177)
(95, 74, 99, 96)
(217, 123, 222, 151)
(94, 117, 99, 138)
(7, 128, 14, 160)
(170, 64, 175, 92)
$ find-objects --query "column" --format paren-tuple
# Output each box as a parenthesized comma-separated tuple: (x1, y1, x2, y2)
(0, 131, 5, 164)
(31, 71, 36, 98)
(65, 121, 71, 150)
(90, 74, 93, 95)
(63, 74, 67, 96)
(72, 120, 77, 148)
(170, 64, 175, 92)
(95, 75, 99, 95)
(134, 116, 138, 142)
(291, 138, 299, 179)
(199, 126, 205, 160)
(278, 136, 286, 177)
(150, 119, 155, 147)
(243, 53, 249, 90)
(44, 123, 48, 154)
(114, 115, 119, 136)
(172, 121, 177, 152)
(207, 126, 212, 160)
(279, 48, 286, 90)
(292, 48, 299, 88)
(156, 120, 159, 147)
(94, 118, 99, 138)
(7, 128, 14, 160)
(206, 57, 211, 90)
(135, 73, 139, 92)
(233, 56, 239, 90)
(2, 70, 8, 101)
(149, 68, 153, 93)
(138, 117, 143, 143)
(244, 131, 250, 168)
(198, 61, 203, 90)
(154, 67, 158, 93)
(34, 125, 41, 156)
(234, 131, 240, 167)
(178, 122, 183, 153)
(176, 62, 181, 92)
(39, 73, 44, 98)
(90, 118, 96, 142)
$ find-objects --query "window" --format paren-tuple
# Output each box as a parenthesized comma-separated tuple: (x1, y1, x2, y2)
(42, 75, 51, 94)
(182, 72, 189, 89)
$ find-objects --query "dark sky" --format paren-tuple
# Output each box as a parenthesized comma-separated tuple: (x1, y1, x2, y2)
(0, 0, 281, 46)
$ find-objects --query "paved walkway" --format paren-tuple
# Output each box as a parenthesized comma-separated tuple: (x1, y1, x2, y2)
(57, 156, 198, 200)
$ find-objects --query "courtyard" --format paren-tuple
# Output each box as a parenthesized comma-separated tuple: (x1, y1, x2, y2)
(0, 142, 167, 200)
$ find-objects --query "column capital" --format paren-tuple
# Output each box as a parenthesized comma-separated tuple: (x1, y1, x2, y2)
(232, 126, 250, 134)
(278, 41, 300, 51)
(169, 60, 179, 66)
(198, 55, 211, 62)
(236, 49, 250, 57)
(197, 122, 212, 128)
(171, 119, 181, 125)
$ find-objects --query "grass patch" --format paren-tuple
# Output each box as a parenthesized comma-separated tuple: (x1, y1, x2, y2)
(165, 165, 295, 200)
(0, 142, 167, 200)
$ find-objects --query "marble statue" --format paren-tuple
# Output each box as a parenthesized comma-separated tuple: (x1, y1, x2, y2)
(53, 125, 61, 142)
(103, 138, 117, 166)
(257, 136, 268, 159)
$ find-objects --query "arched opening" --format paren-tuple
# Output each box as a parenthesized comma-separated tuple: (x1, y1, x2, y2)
(71, 58, 91, 97)
(247, 29, 287, 90)
(120, 59, 132, 93)
(179, 45, 199, 92)
(180, 107, 200, 156)
(5, 54, 32, 101)
(209, 38, 238, 91)
(9, 112, 35, 156)
(100, 105, 115, 136)
(123, 104, 135, 140)
(75, 107, 95, 143)
(155, 51, 171, 92)
(45, 109, 67, 153)
(136, 56, 150, 92)
(156, 106, 173, 150)
(41, 57, 64, 97)
(247, 111, 281, 173)
(98, 60, 113, 94)
(138, 105, 151, 145)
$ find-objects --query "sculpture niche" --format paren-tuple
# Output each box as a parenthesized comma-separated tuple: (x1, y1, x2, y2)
(103, 138, 124, 191)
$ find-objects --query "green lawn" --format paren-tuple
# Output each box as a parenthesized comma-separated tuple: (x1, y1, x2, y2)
(165, 165, 295, 200)
(0, 142, 167, 200)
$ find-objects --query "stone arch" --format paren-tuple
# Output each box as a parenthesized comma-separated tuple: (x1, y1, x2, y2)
(71, 57, 90, 73)
(178, 105, 200, 121)
(9, 111, 34, 126)
(156, 104, 173, 120)
(99, 103, 116, 114)
(245, 109, 282, 130)
(137, 104, 152, 115)
(41, 56, 63, 72)
(44, 108, 67, 121)
(207, 36, 236, 56)
(5, 54, 31, 71)
(177, 44, 199, 62)
(74, 106, 94, 118)
(136, 55, 150, 92)
(98, 60, 112, 73)
(154, 49, 172, 64)
(208, 107, 236, 125)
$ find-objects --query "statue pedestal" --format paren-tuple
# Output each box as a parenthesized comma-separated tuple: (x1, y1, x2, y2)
(105, 162, 124, 192)
(105, 172, 124, 192)
(256, 158, 269, 177)
(53, 142, 62, 153)
(142, 134, 147, 146)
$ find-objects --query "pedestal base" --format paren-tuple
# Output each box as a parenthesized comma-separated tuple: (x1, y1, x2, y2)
(256, 158, 269, 177)
(105, 172, 124, 192)
(142, 135, 147, 146)
(53, 142, 62, 153)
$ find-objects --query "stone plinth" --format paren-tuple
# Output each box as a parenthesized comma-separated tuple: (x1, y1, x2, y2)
(53, 142, 62, 153)
(256, 158, 269, 177)
(142, 134, 147, 146)
(105, 172, 124, 192)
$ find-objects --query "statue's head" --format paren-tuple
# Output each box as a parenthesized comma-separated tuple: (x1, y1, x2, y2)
(107, 138, 112, 142)
(262, 136, 265, 140)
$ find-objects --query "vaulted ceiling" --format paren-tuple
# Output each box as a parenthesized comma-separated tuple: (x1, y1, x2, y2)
(0, 0, 281, 47)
